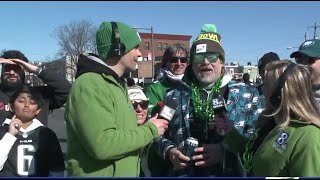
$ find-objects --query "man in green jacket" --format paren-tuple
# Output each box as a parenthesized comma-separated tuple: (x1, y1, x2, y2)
(65, 21, 169, 177)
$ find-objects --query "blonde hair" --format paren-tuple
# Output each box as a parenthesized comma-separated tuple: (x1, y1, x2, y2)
(264, 60, 320, 128)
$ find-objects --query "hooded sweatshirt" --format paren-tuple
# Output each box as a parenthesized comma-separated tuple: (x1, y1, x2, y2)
(65, 53, 159, 177)
(0, 118, 65, 176)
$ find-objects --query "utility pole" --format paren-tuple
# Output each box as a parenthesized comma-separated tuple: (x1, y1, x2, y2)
(151, 26, 155, 80)
(308, 22, 320, 39)
(304, 32, 307, 41)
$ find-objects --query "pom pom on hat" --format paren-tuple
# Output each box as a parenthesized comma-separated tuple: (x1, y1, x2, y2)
(201, 24, 217, 33)
(191, 23, 225, 62)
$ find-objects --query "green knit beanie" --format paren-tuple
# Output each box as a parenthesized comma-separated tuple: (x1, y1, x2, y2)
(96, 21, 141, 61)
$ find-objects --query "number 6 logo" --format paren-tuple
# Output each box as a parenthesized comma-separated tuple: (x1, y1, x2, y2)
(17, 145, 36, 176)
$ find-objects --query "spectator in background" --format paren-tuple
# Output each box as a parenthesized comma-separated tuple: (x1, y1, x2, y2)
(128, 85, 148, 126)
(146, 43, 189, 116)
(256, 52, 280, 108)
(243, 73, 253, 86)
(217, 60, 320, 176)
(290, 39, 320, 110)
(0, 50, 71, 126)
(145, 43, 189, 176)
(0, 85, 65, 176)
(65, 21, 168, 177)
(256, 52, 280, 95)
(127, 85, 151, 176)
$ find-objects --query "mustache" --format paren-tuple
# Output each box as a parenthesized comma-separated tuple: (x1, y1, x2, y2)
(4, 74, 20, 79)
(199, 66, 213, 71)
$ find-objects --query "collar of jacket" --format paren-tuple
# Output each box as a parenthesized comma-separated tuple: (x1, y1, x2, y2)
(289, 119, 312, 125)
(75, 53, 122, 84)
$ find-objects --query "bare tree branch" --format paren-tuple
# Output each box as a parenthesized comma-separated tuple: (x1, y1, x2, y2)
(51, 19, 97, 82)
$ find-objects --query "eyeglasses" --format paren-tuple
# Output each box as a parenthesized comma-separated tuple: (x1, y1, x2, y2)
(295, 55, 318, 65)
(3, 64, 22, 72)
(170, 57, 188, 63)
(194, 53, 220, 63)
(132, 100, 148, 110)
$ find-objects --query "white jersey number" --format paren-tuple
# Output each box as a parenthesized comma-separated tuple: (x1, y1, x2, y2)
(17, 144, 36, 176)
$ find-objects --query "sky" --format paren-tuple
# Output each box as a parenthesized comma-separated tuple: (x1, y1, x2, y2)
(0, 1, 320, 65)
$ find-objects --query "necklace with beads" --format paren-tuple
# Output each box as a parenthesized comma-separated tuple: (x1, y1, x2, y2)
(191, 76, 222, 121)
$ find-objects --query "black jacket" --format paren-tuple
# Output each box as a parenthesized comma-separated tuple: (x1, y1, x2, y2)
(0, 68, 71, 126)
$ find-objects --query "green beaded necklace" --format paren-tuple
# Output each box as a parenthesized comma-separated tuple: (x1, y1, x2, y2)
(191, 76, 222, 121)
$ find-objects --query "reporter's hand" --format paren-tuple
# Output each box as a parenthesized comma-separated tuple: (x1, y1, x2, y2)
(215, 111, 234, 135)
(192, 143, 224, 167)
(168, 147, 190, 170)
(148, 113, 169, 136)
(8, 115, 22, 136)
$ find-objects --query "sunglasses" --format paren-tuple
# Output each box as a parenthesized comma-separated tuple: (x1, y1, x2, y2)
(295, 56, 318, 65)
(132, 100, 148, 110)
(194, 53, 220, 63)
(3, 64, 23, 72)
(170, 57, 188, 63)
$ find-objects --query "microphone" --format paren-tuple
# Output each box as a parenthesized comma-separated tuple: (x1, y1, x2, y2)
(212, 94, 227, 136)
(157, 99, 178, 121)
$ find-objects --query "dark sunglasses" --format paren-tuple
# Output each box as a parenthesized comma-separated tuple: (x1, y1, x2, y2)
(3, 64, 22, 72)
(170, 57, 188, 63)
(194, 53, 220, 63)
(295, 56, 318, 65)
(132, 100, 148, 110)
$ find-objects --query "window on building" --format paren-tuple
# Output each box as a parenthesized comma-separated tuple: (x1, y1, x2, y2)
(157, 42, 162, 50)
(230, 68, 234, 75)
(145, 42, 150, 50)
(162, 43, 168, 50)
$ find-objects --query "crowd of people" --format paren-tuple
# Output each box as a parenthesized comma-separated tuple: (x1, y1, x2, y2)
(0, 20, 320, 177)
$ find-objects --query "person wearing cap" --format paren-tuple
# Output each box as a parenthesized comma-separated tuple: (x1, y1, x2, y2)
(127, 85, 153, 177)
(0, 50, 71, 126)
(151, 25, 263, 176)
(256, 52, 280, 108)
(65, 21, 169, 177)
(290, 39, 320, 109)
(128, 85, 149, 126)
(243, 73, 253, 86)
(257, 52, 280, 95)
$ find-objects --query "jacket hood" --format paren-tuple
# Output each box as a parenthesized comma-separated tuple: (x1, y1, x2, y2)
(75, 53, 121, 83)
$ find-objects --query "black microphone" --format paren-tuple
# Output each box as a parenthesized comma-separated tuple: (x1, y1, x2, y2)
(212, 94, 227, 135)
(157, 99, 178, 121)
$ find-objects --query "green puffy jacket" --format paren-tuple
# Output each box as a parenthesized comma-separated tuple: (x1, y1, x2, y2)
(66, 54, 159, 177)
(225, 119, 320, 177)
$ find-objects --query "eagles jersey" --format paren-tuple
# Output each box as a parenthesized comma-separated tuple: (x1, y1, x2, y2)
(0, 118, 65, 176)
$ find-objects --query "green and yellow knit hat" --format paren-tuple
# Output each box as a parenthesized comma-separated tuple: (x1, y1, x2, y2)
(190, 24, 225, 62)
(96, 21, 141, 61)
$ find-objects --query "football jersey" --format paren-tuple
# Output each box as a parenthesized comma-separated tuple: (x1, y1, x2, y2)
(0, 119, 65, 176)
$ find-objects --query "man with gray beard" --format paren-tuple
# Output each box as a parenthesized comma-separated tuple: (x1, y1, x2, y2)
(151, 25, 263, 176)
